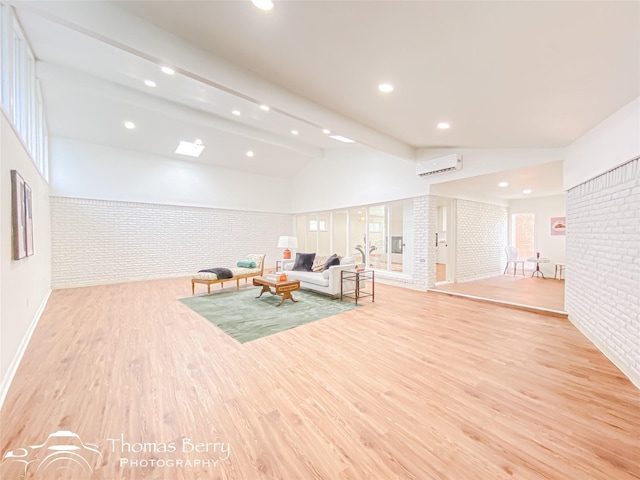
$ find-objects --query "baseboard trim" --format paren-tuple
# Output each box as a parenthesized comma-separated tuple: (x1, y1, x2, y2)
(0, 289, 51, 410)
(567, 315, 640, 391)
(427, 288, 568, 318)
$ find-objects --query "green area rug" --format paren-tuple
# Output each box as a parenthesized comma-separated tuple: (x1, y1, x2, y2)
(180, 287, 359, 343)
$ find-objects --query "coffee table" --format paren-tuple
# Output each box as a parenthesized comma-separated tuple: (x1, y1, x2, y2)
(253, 277, 301, 307)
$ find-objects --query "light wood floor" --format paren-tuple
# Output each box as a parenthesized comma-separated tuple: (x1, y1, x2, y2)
(1, 278, 638, 479)
(434, 273, 565, 313)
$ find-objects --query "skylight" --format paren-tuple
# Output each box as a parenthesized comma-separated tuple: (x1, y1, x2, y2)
(252, 0, 274, 11)
(175, 140, 205, 158)
(329, 135, 355, 143)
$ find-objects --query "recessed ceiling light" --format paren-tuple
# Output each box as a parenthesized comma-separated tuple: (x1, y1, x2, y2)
(252, 0, 273, 11)
(124, 121, 136, 130)
(378, 83, 394, 93)
(259, 104, 270, 111)
(437, 122, 450, 129)
(291, 130, 299, 135)
(144, 80, 156, 87)
(498, 181, 509, 187)
(329, 134, 355, 143)
(160, 66, 175, 75)
(523, 189, 532, 194)
(175, 140, 205, 158)
(322, 129, 331, 134)
(194, 138, 203, 145)
(232, 110, 241, 116)
(246, 151, 254, 157)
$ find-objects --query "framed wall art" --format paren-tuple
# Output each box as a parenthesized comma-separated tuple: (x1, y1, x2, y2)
(11, 170, 34, 260)
(24, 180, 34, 256)
(550, 216, 566, 236)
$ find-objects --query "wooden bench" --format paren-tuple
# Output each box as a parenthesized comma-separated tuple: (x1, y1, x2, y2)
(191, 254, 265, 294)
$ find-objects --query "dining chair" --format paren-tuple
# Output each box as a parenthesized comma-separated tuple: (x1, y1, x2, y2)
(504, 246, 525, 276)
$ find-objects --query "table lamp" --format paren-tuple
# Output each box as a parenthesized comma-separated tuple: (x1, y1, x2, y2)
(277, 236, 298, 259)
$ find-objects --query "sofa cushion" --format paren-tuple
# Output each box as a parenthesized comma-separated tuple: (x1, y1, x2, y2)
(293, 252, 316, 271)
(287, 270, 330, 287)
(323, 254, 340, 270)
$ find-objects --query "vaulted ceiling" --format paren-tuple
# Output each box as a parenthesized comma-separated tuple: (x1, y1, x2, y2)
(12, 1, 640, 198)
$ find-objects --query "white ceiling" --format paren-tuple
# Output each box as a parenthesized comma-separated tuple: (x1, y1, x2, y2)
(12, 1, 640, 197)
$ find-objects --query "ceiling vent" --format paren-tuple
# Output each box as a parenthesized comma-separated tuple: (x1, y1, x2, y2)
(416, 154, 462, 176)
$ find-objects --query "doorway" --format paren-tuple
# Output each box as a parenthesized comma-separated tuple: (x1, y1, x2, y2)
(435, 197, 455, 284)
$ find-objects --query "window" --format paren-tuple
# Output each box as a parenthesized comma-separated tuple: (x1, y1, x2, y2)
(296, 199, 412, 274)
(1, 4, 48, 180)
(512, 213, 535, 260)
(309, 219, 327, 231)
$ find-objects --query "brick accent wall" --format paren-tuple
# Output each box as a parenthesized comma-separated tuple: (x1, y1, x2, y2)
(566, 157, 639, 386)
(50, 197, 292, 288)
(456, 200, 508, 282)
(412, 195, 436, 289)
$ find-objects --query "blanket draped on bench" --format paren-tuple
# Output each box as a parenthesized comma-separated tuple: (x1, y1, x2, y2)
(198, 267, 234, 279)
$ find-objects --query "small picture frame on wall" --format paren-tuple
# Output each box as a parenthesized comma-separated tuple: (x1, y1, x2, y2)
(25, 181, 34, 256)
(11, 169, 34, 260)
(550, 216, 566, 236)
(11, 170, 27, 260)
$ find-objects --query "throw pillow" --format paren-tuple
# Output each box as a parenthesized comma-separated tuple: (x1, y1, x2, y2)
(237, 260, 256, 268)
(322, 253, 340, 270)
(292, 252, 316, 271)
(312, 255, 327, 272)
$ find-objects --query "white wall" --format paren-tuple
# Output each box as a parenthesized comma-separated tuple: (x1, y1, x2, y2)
(291, 147, 430, 213)
(566, 159, 639, 387)
(564, 97, 640, 388)
(509, 194, 566, 277)
(455, 200, 508, 282)
(50, 137, 292, 213)
(50, 197, 292, 288)
(0, 111, 51, 396)
(564, 97, 640, 189)
(412, 196, 435, 288)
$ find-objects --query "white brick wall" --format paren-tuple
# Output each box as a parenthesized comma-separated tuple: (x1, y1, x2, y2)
(455, 200, 508, 282)
(412, 195, 437, 289)
(566, 157, 639, 386)
(50, 197, 292, 288)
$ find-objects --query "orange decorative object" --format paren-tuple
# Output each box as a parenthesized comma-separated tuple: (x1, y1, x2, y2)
(279, 273, 288, 282)
(283, 249, 292, 259)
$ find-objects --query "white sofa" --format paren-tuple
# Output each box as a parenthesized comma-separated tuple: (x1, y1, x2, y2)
(282, 256, 360, 297)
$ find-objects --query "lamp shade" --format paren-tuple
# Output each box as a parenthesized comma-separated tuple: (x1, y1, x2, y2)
(277, 236, 298, 249)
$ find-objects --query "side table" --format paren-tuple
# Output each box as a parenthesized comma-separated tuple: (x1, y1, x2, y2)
(526, 257, 550, 278)
(340, 269, 375, 304)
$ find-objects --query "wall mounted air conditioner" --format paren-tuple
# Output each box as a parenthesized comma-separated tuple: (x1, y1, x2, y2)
(416, 154, 462, 176)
